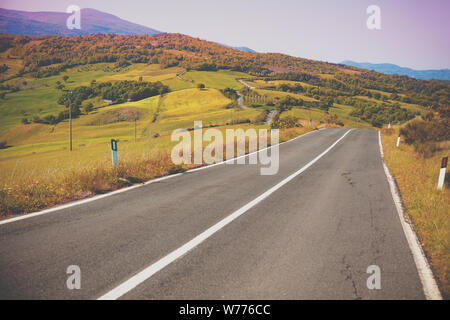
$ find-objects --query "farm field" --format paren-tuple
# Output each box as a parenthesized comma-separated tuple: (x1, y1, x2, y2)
(0, 87, 263, 179)
(182, 70, 251, 89)
(253, 88, 318, 102)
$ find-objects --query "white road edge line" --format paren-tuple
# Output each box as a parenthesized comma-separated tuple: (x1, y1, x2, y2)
(378, 131, 442, 300)
(97, 129, 352, 300)
(0, 128, 325, 226)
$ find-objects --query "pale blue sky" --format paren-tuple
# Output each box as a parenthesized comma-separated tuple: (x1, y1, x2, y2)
(2, 0, 449, 70)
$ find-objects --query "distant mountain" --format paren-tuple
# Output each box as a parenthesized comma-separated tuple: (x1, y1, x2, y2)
(341, 60, 450, 81)
(231, 46, 256, 53)
(0, 7, 256, 53)
(217, 43, 256, 53)
(0, 8, 161, 36)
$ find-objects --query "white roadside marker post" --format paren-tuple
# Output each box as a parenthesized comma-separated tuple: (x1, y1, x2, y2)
(111, 139, 118, 168)
(396, 134, 401, 147)
(437, 156, 448, 190)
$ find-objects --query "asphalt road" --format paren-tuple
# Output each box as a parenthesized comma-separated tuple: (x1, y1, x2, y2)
(264, 110, 278, 125)
(0, 128, 426, 299)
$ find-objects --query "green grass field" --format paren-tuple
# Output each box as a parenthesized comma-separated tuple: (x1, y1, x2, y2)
(0, 63, 195, 135)
(0, 86, 262, 181)
(253, 88, 318, 102)
(183, 70, 250, 89)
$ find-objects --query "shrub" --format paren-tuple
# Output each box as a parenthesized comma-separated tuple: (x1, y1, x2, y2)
(84, 103, 94, 113)
(399, 109, 449, 158)
(400, 120, 449, 144)
(371, 118, 383, 128)
(0, 140, 7, 149)
(272, 116, 302, 129)
(221, 87, 238, 100)
(421, 111, 434, 121)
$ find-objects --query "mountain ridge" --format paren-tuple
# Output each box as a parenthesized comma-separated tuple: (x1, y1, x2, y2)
(0, 7, 161, 36)
(341, 60, 450, 81)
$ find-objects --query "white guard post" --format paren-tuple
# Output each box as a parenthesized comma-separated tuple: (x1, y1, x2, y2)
(437, 156, 448, 190)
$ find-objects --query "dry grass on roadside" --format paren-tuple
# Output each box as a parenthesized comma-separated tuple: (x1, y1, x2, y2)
(0, 126, 313, 218)
(0, 151, 184, 216)
(381, 128, 449, 297)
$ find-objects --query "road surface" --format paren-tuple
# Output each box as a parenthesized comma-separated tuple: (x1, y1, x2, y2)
(0, 128, 427, 299)
(264, 110, 278, 125)
(238, 79, 255, 89)
(236, 91, 248, 109)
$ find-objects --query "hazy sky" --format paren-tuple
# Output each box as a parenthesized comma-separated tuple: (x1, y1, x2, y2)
(1, 0, 449, 70)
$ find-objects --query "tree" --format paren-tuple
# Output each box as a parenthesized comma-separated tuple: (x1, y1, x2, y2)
(84, 103, 94, 113)
(197, 83, 205, 89)
(0, 64, 8, 73)
(272, 116, 302, 129)
(319, 97, 333, 111)
(371, 118, 383, 128)
(63, 75, 69, 82)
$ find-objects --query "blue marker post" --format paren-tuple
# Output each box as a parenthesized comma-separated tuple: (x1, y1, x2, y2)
(111, 139, 118, 168)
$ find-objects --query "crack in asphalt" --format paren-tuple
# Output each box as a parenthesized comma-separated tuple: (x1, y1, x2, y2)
(341, 255, 362, 300)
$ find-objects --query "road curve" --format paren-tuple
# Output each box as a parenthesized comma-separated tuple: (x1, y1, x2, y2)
(264, 110, 278, 125)
(0, 128, 425, 299)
